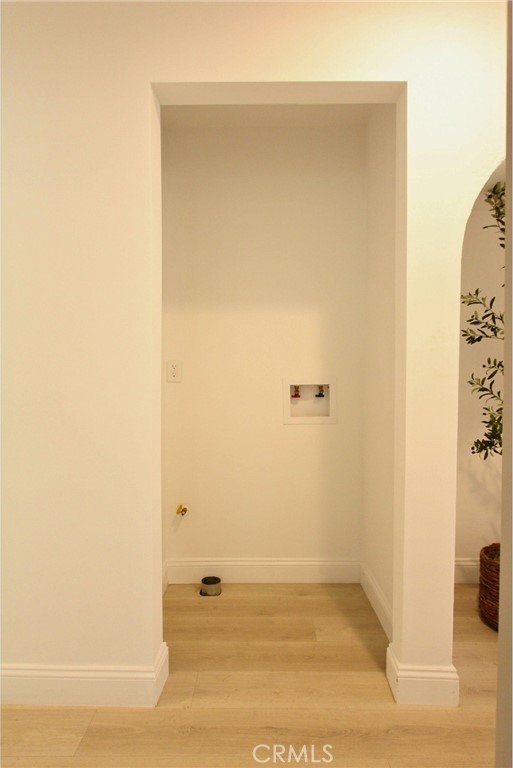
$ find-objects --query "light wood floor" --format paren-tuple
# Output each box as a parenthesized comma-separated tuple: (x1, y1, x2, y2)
(2, 584, 497, 767)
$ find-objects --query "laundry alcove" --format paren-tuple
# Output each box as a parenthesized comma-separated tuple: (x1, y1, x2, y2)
(161, 101, 396, 642)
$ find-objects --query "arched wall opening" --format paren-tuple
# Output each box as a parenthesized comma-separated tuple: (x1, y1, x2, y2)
(456, 161, 506, 583)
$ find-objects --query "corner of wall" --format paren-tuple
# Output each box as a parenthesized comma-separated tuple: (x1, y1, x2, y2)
(386, 645, 459, 707)
(360, 564, 393, 640)
(1, 643, 169, 708)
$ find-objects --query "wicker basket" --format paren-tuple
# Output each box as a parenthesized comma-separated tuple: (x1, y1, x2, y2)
(479, 543, 500, 631)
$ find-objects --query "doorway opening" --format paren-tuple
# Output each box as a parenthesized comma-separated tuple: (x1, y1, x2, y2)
(456, 162, 505, 570)
(154, 85, 404, 697)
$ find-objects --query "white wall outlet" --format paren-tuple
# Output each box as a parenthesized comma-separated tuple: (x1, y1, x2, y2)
(167, 360, 182, 383)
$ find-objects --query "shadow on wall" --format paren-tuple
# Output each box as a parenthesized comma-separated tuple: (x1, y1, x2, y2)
(456, 161, 505, 561)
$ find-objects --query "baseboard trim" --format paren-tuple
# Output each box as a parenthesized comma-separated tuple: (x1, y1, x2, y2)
(360, 566, 393, 640)
(166, 557, 477, 586)
(455, 557, 479, 584)
(166, 558, 360, 584)
(1, 642, 169, 707)
(386, 645, 459, 706)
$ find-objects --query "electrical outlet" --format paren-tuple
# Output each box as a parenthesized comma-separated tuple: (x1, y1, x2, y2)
(167, 360, 182, 383)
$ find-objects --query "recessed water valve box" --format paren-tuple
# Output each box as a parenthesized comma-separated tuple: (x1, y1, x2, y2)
(282, 378, 337, 424)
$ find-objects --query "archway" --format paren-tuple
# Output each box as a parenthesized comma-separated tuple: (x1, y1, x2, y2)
(456, 161, 505, 583)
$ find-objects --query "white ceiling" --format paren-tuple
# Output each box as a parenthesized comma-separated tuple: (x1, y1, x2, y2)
(161, 103, 375, 130)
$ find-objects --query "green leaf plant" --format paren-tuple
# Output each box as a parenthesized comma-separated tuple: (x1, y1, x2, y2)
(461, 181, 505, 459)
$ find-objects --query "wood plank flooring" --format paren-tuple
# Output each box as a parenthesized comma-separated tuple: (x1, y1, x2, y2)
(2, 584, 498, 767)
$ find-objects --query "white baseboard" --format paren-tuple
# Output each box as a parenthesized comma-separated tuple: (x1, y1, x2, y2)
(386, 645, 459, 706)
(360, 566, 393, 640)
(166, 558, 360, 584)
(166, 557, 478, 586)
(455, 557, 479, 584)
(1, 642, 169, 707)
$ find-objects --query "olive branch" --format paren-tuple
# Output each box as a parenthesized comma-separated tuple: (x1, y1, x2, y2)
(461, 181, 505, 459)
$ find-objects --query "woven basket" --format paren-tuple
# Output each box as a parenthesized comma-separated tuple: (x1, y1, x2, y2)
(479, 543, 500, 631)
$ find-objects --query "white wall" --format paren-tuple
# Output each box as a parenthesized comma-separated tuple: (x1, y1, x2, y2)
(456, 165, 505, 582)
(162, 108, 368, 583)
(360, 106, 396, 639)
(2, 1, 506, 706)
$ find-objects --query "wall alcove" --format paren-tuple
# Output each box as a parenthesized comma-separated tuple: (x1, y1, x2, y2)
(161, 102, 396, 639)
